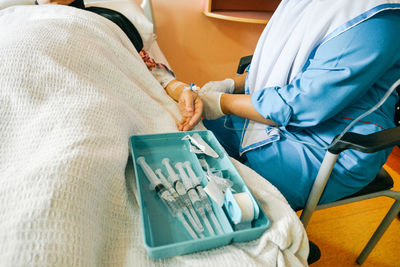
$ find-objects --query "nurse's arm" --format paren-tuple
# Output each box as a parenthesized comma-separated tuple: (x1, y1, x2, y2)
(231, 73, 247, 94)
(220, 93, 278, 125)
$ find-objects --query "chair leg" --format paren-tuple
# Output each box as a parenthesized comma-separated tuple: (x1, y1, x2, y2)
(307, 241, 321, 265)
(356, 200, 400, 265)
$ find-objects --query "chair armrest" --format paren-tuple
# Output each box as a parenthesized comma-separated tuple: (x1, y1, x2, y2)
(328, 126, 400, 154)
(237, 55, 253, 75)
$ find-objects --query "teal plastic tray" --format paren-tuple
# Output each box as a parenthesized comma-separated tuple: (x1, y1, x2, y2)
(130, 130, 270, 259)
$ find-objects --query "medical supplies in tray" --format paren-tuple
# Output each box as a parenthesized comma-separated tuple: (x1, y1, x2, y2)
(130, 130, 270, 259)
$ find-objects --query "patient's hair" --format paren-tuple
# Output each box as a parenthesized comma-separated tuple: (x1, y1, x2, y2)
(86, 6, 143, 52)
(35, 0, 144, 52)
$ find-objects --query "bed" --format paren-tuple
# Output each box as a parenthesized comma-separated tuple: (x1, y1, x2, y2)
(0, 0, 309, 266)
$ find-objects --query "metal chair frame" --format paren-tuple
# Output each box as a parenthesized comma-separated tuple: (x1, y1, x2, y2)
(300, 132, 400, 265)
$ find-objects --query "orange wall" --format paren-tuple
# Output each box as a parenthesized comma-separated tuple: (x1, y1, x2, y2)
(149, 0, 265, 86)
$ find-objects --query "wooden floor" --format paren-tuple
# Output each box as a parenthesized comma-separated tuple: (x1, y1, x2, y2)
(300, 147, 400, 266)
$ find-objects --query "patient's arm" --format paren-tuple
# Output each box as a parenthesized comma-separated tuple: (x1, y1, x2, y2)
(141, 49, 203, 131)
(232, 73, 247, 94)
(165, 80, 203, 131)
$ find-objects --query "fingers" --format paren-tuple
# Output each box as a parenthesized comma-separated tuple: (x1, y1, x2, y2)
(176, 90, 204, 131)
(177, 121, 184, 131)
(177, 117, 191, 131)
(178, 99, 203, 131)
(200, 81, 214, 91)
(199, 79, 235, 94)
(188, 98, 203, 126)
(178, 117, 193, 131)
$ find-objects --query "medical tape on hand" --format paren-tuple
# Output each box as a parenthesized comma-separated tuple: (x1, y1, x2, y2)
(182, 83, 200, 93)
(168, 81, 186, 92)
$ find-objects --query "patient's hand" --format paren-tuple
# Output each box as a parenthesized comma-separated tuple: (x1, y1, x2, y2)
(177, 89, 203, 131)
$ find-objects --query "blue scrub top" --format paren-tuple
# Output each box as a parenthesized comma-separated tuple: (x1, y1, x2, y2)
(205, 10, 400, 210)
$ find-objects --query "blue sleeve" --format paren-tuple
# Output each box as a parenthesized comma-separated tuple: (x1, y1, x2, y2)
(251, 10, 400, 127)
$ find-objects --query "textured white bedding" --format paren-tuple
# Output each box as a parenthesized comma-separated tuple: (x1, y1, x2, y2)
(0, 5, 308, 266)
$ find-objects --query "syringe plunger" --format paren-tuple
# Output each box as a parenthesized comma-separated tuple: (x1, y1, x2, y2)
(162, 158, 179, 183)
(137, 156, 160, 189)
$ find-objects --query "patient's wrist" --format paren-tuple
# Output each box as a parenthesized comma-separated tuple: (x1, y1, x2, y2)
(166, 80, 185, 91)
(165, 80, 188, 101)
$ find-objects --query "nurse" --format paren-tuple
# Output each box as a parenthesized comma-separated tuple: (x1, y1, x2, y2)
(195, 0, 400, 210)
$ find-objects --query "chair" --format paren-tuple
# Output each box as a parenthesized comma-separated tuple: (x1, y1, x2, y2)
(300, 128, 400, 265)
(237, 56, 400, 265)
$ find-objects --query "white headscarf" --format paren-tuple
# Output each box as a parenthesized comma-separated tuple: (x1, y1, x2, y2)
(241, 0, 400, 152)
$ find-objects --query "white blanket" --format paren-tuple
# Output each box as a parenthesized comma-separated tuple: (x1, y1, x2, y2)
(0, 6, 308, 266)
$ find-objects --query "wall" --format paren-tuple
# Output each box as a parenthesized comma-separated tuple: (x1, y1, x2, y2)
(149, 0, 265, 86)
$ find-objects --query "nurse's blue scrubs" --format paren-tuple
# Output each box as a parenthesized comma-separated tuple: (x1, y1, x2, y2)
(204, 10, 400, 210)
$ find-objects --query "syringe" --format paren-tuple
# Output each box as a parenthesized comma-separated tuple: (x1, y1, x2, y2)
(183, 161, 224, 234)
(175, 162, 216, 236)
(136, 156, 198, 239)
(162, 158, 204, 234)
(155, 168, 204, 238)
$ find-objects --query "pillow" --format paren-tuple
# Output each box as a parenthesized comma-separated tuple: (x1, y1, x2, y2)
(0, 0, 34, 9)
(86, 0, 155, 50)
(0, 0, 155, 51)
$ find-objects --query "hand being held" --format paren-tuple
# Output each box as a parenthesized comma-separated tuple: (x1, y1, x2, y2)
(198, 91, 225, 120)
(177, 89, 203, 131)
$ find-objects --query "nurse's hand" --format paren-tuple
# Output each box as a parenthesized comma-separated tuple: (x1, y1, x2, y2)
(201, 78, 235, 94)
(177, 89, 203, 131)
(198, 91, 225, 120)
